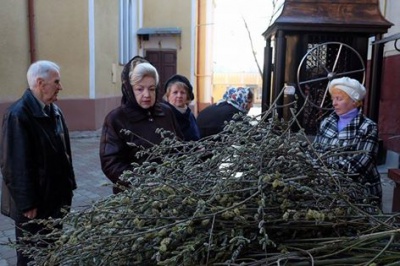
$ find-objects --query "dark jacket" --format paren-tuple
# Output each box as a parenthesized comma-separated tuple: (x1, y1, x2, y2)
(165, 102, 200, 141)
(0, 89, 76, 221)
(99, 57, 183, 194)
(196, 102, 245, 138)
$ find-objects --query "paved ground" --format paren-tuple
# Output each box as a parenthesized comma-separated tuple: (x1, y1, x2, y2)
(0, 130, 397, 266)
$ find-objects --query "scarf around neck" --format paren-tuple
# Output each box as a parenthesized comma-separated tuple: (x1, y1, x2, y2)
(338, 108, 358, 132)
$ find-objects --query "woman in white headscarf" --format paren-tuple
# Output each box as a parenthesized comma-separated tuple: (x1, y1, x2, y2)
(313, 76, 382, 204)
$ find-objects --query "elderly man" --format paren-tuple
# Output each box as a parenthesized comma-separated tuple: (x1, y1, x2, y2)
(0, 60, 76, 265)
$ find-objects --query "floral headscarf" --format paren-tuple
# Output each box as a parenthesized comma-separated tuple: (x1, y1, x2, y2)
(218, 87, 252, 113)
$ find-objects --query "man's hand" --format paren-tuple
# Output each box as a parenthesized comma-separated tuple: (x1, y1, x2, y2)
(23, 208, 37, 219)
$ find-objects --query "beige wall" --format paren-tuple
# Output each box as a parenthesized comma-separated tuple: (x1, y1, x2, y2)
(35, 0, 89, 98)
(0, 0, 120, 100)
(94, 0, 121, 97)
(35, 0, 120, 99)
(0, 1, 31, 101)
(142, 0, 194, 83)
(0, 0, 121, 130)
(0, 0, 208, 130)
(0, 0, 90, 99)
(197, 0, 215, 111)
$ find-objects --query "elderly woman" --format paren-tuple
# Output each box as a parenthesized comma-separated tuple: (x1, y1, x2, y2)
(100, 56, 182, 194)
(196, 86, 254, 139)
(313, 76, 382, 204)
(164, 74, 200, 141)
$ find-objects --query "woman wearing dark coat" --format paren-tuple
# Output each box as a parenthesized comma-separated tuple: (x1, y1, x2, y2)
(196, 86, 254, 139)
(164, 74, 200, 141)
(99, 56, 183, 194)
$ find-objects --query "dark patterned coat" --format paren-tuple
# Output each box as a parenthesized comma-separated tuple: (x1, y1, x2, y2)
(313, 109, 382, 202)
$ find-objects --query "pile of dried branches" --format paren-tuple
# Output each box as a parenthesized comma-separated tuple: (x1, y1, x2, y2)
(16, 100, 400, 265)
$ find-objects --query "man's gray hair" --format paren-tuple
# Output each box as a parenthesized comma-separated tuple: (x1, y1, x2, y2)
(27, 60, 60, 88)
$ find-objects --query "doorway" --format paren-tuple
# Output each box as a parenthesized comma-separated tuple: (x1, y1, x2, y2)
(145, 50, 177, 99)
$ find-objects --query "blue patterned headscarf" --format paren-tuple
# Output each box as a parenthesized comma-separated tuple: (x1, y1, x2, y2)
(218, 87, 252, 113)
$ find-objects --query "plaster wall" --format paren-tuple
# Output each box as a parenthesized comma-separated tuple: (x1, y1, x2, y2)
(0, 1, 31, 101)
(141, 0, 195, 87)
(0, 0, 121, 130)
(93, 0, 121, 98)
(35, 0, 89, 98)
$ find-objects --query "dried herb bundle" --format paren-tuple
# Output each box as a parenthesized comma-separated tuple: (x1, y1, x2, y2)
(17, 104, 400, 265)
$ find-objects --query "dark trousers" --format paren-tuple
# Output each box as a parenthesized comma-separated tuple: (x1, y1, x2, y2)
(15, 202, 71, 266)
(15, 221, 43, 266)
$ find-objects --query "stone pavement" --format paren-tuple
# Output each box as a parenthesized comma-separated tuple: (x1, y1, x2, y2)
(0, 130, 397, 266)
(0, 131, 113, 266)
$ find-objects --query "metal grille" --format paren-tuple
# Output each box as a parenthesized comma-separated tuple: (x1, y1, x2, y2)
(299, 35, 363, 135)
